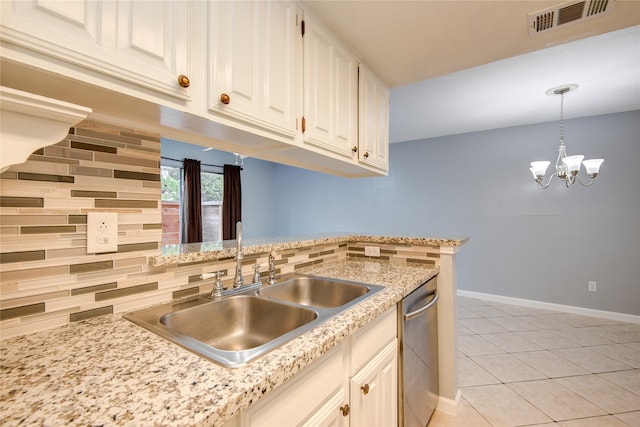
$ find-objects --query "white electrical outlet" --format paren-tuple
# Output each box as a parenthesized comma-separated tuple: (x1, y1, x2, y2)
(364, 246, 380, 257)
(588, 281, 597, 292)
(87, 212, 118, 254)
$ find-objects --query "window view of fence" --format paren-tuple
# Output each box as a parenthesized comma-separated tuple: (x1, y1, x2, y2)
(161, 165, 223, 245)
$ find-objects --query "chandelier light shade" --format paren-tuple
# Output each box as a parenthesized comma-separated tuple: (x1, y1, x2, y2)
(530, 84, 604, 189)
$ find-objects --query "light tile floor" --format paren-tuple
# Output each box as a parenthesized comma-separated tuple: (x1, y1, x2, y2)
(428, 296, 640, 427)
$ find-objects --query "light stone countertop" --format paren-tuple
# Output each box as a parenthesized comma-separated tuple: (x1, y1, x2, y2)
(151, 233, 468, 267)
(0, 259, 438, 427)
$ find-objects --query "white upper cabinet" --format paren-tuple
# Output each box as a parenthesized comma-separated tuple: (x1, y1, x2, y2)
(358, 64, 390, 171)
(302, 13, 358, 159)
(0, 0, 191, 100)
(208, 0, 298, 139)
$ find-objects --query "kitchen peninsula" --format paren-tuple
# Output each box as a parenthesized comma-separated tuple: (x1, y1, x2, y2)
(0, 234, 466, 426)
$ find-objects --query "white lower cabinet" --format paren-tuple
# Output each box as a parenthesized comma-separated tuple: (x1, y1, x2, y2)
(227, 308, 398, 427)
(349, 340, 398, 427)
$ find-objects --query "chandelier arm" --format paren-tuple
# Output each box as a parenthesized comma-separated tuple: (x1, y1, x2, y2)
(536, 173, 556, 189)
(575, 174, 595, 186)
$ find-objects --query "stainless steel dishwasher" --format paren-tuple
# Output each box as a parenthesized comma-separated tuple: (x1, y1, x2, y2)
(398, 275, 439, 427)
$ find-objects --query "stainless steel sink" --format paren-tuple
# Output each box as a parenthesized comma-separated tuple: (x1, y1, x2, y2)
(257, 276, 372, 308)
(160, 295, 317, 351)
(124, 274, 384, 368)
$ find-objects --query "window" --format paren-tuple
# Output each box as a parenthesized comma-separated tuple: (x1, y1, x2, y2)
(161, 165, 223, 245)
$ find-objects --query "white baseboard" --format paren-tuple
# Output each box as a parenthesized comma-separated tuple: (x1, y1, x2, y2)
(458, 290, 640, 324)
(436, 389, 462, 416)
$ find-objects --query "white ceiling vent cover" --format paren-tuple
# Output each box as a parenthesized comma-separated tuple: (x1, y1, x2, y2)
(529, 0, 616, 35)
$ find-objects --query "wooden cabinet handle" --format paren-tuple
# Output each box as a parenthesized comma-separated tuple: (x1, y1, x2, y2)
(340, 404, 350, 416)
(177, 75, 190, 88)
(352, 146, 358, 153)
(220, 93, 231, 104)
(361, 384, 370, 395)
(363, 151, 369, 158)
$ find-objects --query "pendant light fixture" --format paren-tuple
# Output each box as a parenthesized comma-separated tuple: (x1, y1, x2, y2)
(529, 84, 604, 189)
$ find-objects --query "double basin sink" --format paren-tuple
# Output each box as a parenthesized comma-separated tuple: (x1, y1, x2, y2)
(124, 274, 384, 368)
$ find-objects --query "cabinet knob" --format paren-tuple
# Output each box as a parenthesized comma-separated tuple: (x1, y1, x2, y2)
(220, 93, 231, 105)
(352, 146, 358, 153)
(363, 151, 370, 158)
(339, 404, 350, 416)
(361, 384, 370, 395)
(177, 75, 190, 88)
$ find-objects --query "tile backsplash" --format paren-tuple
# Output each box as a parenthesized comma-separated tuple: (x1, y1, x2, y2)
(0, 120, 440, 339)
(0, 121, 163, 338)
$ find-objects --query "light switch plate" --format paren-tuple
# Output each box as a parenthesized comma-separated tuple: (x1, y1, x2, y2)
(87, 212, 118, 254)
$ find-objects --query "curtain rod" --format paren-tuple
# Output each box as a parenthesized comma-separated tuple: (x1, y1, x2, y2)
(161, 156, 243, 170)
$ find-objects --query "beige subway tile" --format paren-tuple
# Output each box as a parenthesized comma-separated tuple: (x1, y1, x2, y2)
(44, 199, 94, 209)
(46, 293, 93, 312)
(0, 281, 19, 293)
(0, 215, 68, 226)
(114, 257, 146, 268)
(95, 199, 157, 209)
(69, 165, 113, 178)
(70, 282, 117, 296)
(0, 250, 46, 264)
(11, 161, 70, 175)
(0, 303, 46, 320)
(46, 247, 87, 259)
(76, 266, 141, 282)
(117, 147, 161, 161)
(71, 190, 118, 198)
(114, 170, 160, 182)
(21, 225, 77, 235)
(0, 196, 44, 208)
(0, 312, 68, 339)
(0, 227, 19, 235)
(72, 175, 138, 188)
(113, 291, 171, 313)
(117, 242, 159, 253)
(69, 260, 114, 274)
(95, 281, 158, 301)
(94, 152, 159, 169)
(0, 265, 68, 282)
(0, 179, 60, 194)
(69, 305, 113, 322)
(1, 171, 18, 179)
(118, 192, 160, 200)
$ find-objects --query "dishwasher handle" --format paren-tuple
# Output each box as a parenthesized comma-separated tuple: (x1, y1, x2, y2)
(404, 291, 439, 321)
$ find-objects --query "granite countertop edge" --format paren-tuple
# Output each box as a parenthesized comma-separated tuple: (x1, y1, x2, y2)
(151, 233, 469, 268)
(0, 260, 438, 427)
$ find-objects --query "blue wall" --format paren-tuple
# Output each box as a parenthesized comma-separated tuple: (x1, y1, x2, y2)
(271, 111, 640, 315)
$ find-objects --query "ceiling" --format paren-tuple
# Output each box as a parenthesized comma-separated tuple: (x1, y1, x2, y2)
(301, 1, 640, 142)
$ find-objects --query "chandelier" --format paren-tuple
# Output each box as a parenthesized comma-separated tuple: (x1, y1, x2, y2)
(529, 84, 604, 189)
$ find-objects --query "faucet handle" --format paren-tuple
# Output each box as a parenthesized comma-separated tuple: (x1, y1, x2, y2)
(210, 271, 225, 299)
(252, 264, 262, 285)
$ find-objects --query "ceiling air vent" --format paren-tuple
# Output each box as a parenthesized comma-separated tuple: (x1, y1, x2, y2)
(529, 0, 616, 35)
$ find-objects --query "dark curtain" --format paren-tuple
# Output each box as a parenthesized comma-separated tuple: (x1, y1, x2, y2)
(223, 164, 242, 240)
(181, 158, 203, 243)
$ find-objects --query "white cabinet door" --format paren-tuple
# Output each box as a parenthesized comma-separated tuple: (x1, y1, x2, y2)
(0, 0, 190, 100)
(300, 388, 349, 427)
(208, 0, 298, 138)
(358, 64, 390, 172)
(350, 339, 398, 427)
(302, 13, 358, 158)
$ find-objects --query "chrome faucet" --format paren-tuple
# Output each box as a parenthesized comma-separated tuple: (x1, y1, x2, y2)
(233, 221, 244, 288)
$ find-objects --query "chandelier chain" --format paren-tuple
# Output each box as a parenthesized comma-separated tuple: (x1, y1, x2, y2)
(559, 91, 565, 146)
